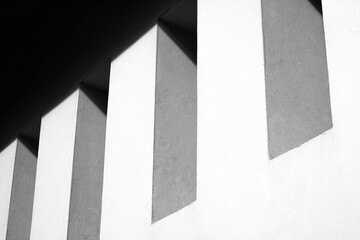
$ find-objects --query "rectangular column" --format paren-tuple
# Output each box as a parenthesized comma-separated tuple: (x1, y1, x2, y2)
(30, 82, 108, 240)
(67, 85, 107, 240)
(100, 26, 157, 240)
(30, 91, 79, 240)
(152, 23, 197, 223)
(0, 141, 17, 240)
(6, 137, 37, 240)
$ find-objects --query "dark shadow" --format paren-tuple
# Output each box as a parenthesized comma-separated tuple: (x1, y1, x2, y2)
(80, 84, 108, 116)
(80, 60, 110, 115)
(19, 118, 41, 142)
(158, 0, 197, 65)
(82, 61, 111, 93)
(17, 118, 41, 156)
(158, 21, 197, 65)
(0, 0, 180, 152)
(308, 0, 323, 15)
(159, 0, 197, 33)
(18, 135, 39, 157)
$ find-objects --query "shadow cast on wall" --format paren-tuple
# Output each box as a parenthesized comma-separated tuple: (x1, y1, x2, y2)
(308, 0, 322, 15)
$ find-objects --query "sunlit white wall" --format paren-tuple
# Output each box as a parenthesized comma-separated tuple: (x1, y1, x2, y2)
(197, 0, 360, 239)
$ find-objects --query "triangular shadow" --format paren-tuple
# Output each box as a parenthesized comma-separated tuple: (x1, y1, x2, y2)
(158, 21, 197, 65)
(79, 83, 108, 115)
(157, 0, 197, 65)
(18, 135, 39, 157)
(82, 61, 111, 92)
(308, 0, 323, 16)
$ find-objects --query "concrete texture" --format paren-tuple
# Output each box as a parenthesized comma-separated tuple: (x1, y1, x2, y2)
(67, 87, 106, 240)
(6, 138, 37, 240)
(159, 0, 197, 64)
(261, 0, 332, 158)
(152, 25, 197, 223)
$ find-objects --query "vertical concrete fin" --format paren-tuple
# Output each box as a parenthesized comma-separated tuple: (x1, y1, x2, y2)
(30, 91, 79, 240)
(100, 26, 157, 240)
(152, 0, 197, 222)
(6, 138, 37, 240)
(67, 86, 107, 240)
(261, 0, 332, 159)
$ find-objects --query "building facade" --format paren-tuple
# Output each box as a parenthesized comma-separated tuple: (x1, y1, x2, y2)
(1, 0, 360, 239)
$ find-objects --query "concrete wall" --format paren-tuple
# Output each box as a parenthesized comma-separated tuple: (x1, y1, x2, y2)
(197, 0, 360, 239)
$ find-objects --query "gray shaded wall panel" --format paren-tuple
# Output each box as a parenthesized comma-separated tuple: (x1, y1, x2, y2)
(152, 26, 197, 223)
(67, 88, 106, 240)
(262, 0, 332, 158)
(6, 139, 37, 240)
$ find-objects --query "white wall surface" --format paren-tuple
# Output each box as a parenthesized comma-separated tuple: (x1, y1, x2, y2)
(197, 0, 360, 239)
(0, 141, 16, 240)
(30, 91, 79, 240)
(100, 26, 157, 240)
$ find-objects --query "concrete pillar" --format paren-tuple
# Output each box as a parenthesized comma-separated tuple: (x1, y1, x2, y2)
(67, 86, 106, 240)
(30, 91, 79, 240)
(152, 23, 197, 223)
(30, 85, 107, 240)
(6, 138, 37, 240)
(100, 26, 157, 240)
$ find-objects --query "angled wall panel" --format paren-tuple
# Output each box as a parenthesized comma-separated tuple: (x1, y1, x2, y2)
(261, 0, 332, 158)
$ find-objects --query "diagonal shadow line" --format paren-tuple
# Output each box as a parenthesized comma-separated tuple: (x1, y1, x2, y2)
(157, 20, 197, 65)
(79, 83, 108, 116)
(18, 135, 39, 157)
(308, 0, 323, 16)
